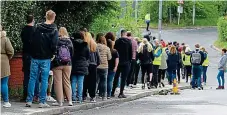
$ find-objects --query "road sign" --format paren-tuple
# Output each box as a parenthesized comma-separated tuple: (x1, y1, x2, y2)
(177, 6, 183, 13)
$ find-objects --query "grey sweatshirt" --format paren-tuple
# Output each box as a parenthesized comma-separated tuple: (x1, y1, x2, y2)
(218, 53, 227, 70)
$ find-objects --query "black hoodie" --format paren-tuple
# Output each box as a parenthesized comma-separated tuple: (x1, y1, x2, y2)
(30, 23, 58, 59)
(114, 37, 132, 65)
(71, 39, 90, 76)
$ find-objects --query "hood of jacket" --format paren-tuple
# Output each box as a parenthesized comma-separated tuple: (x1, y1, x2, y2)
(118, 37, 131, 44)
(36, 23, 57, 34)
(185, 52, 191, 56)
(73, 39, 87, 46)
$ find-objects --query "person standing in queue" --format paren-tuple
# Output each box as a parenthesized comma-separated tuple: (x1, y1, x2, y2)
(166, 46, 178, 85)
(111, 29, 132, 98)
(158, 43, 167, 88)
(183, 46, 192, 83)
(200, 47, 209, 85)
(151, 39, 162, 88)
(137, 39, 154, 89)
(190, 44, 205, 90)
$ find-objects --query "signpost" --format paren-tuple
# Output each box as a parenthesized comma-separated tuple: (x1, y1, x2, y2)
(158, 0, 163, 40)
(177, 0, 184, 25)
(193, 0, 196, 25)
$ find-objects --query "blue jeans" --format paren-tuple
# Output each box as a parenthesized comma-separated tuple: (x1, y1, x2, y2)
(217, 70, 225, 86)
(191, 65, 202, 88)
(202, 66, 208, 83)
(1, 76, 9, 102)
(107, 70, 115, 97)
(26, 59, 51, 104)
(71, 75, 84, 101)
(167, 69, 176, 84)
(97, 69, 108, 97)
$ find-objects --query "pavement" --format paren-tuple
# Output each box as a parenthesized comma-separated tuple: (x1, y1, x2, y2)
(1, 82, 190, 115)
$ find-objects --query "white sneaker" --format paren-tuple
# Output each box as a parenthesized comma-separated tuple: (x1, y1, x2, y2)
(68, 101, 73, 106)
(39, 103, 50, 108)
(3, 102, 11, 108)
(47, 96, 56, 102)
(52, 102, 63, 107)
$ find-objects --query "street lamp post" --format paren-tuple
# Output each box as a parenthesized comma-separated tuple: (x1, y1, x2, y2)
(158, 0, 163, 40)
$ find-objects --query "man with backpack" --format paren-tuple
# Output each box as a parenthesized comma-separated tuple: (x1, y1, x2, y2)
(190, 44, 205, 90)
(26, 10, 58, 108)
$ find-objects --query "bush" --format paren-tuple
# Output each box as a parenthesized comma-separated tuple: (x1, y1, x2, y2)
(217, 16, 227, 42)
(1, 1, 117, 53)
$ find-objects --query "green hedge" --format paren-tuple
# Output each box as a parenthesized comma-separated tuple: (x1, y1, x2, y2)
(217, 16, 227, 42)
(1, 1, 117, 53)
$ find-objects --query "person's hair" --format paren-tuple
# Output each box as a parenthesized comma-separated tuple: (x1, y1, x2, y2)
(121, 29, 127, 36)
(90, 32, 94, 39)
(1, 31, 7, 38)
(59, 27, 69, 38)
(181, 43, 185, 46)
(127, 31, 132, 37)
(96, 33, 107, 45)
(195, 44, 200, 48)
(73, 31, 84, 40)
(107, 39, 114, 51)
(168, 42, 172, 45)
(84, 32, 97, 52)
(79, 27, 88, 32)
(200, 47, 208, 54)
(182, 46, 187, 53)
(105, 32, 116, 41)
(222, 48, 227, 53)
(153, 36, 156, 40)
(26, 14, 34, 24)
(170, 46, 177, 54)
(138, 38, 153, 53)
(46, 10, 56, 21)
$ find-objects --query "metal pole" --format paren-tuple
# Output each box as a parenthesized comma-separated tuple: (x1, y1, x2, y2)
(178, 12, 181, 25)
(135, 0, 138, 23)
(169, 6, 172, 23)
(158, 0, 163, 40)
(193, 0, 196, 25)
(178, 5, 181, 25)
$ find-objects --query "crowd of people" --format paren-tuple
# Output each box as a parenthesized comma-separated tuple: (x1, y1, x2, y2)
(1, 10, 227, 109)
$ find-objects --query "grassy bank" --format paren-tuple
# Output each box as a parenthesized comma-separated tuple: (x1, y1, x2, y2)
(214, 39, 227, 49)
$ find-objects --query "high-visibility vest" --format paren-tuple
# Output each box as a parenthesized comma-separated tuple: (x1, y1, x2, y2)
(145, 14, 150, 21)
(184, 54, 191, 66)
(153, 47, 162, 65)
(202, 53, 209, 66)
(181, 52, 186, 65)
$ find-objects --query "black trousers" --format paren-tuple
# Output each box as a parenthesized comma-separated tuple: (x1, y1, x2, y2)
(185, 66, 192, 82)
(83, 65, 97, 98)
(177, 67, 181, 82)
(151, 65, 159, 87)
(132, 63, 140, 85)
(158, 69, 166, 83)
(141, 64, 153, 84)
(112, 63, 130, 95)
(22, 53, 31, 100)
(127, 59, 136, 86)
(146, 22, 150, 31)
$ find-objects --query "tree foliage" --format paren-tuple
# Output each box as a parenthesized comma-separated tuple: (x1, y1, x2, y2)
(1, 1, 117, 52)
(138, 1, 227, 26)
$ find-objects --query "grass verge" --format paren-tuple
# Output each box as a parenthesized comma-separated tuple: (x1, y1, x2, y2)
(214, 39, 227, 49)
